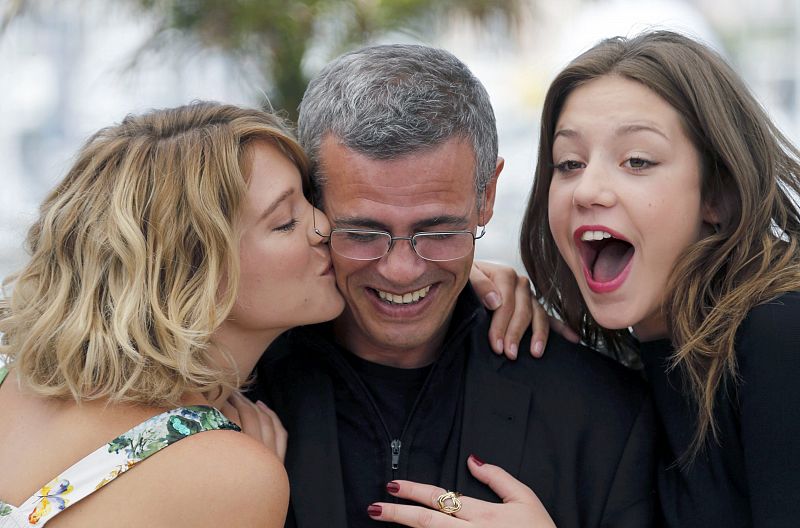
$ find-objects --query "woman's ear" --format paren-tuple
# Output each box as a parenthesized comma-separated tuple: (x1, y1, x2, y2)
(702, 201, 722, 230)
(701, 176, 737, 232)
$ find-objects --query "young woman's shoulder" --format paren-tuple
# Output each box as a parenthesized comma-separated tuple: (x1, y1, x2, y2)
(736, 290, 800, 364)
(731, 291, 800, 521)
(55, 429, 288, 528)
(732, 290, 800, 410)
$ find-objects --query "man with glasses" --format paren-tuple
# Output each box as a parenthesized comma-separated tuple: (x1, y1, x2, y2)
(255, 44, 657, 528)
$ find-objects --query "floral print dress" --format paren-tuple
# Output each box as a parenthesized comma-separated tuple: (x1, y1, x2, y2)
(0, 366, 241, 527)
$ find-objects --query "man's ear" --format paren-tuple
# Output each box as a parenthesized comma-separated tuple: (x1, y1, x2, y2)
(479, 157, 504, 224)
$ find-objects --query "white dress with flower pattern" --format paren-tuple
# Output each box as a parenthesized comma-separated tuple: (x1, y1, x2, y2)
(0, 366, 241, 527)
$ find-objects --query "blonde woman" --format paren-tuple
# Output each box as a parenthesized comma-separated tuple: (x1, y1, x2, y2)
(0, 102, 345, 527)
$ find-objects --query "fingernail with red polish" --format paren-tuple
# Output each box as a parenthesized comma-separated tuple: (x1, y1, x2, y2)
(469, 454, 485, 466)
(386, 481, 400, 493)
(367, 504, 382, 517)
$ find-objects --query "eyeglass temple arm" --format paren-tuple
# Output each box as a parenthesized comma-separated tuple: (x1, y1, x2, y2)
(311, 207, 331, 239)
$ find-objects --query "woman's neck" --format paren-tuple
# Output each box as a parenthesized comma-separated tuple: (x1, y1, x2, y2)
(205, 322, 285, 407)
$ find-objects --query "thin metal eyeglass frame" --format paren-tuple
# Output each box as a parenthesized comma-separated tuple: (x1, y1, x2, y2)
(311, 205, 486, 262)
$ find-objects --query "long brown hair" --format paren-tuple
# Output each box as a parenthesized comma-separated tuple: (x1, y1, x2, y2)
(0, 102, 310, 407)
(521, 30, 800, 460)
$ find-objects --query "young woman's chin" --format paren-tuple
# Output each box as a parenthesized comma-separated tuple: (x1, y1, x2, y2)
(584, 298, 669, 342)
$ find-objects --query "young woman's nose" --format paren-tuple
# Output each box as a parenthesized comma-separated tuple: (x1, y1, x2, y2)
(571, 162, 617, 209)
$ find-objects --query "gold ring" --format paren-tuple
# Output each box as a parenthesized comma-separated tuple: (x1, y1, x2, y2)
(435, 491, 462, 515)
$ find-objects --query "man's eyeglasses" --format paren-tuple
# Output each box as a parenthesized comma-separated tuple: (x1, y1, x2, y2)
(312, 207, 485, 262)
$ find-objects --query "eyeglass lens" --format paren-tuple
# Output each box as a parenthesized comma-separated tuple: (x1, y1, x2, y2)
(329, 231, 476, 261)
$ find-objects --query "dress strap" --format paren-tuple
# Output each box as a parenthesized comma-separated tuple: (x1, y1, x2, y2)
(10, 406, 240, 526)
(0, 366, 8, 388)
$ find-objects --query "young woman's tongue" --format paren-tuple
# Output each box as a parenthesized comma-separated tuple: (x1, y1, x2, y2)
(592, 240, 634, 282)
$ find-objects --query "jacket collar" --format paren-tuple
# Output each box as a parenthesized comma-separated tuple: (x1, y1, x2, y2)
(454, 301, 534, 501)
(279, 364, 348, 528)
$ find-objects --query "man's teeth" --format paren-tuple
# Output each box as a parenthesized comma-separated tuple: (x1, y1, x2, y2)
(377, 286, 432, 305)
(581, 230, 613, 241)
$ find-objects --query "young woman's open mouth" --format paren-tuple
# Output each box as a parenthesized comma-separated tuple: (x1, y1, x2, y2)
(574, 225, 635, 293)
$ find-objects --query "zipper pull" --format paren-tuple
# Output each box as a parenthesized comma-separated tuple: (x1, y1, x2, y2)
(390, 439, 402, 470)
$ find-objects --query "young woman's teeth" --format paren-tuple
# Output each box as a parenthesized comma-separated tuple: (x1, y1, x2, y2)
(377, 286, 431, 304)
(581, 230, 613, 241)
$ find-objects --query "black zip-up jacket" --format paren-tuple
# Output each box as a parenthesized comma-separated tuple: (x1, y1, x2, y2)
(254, 287, 659, 528)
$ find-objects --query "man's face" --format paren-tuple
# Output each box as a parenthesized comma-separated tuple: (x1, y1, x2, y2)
(320, 136, 499, 363)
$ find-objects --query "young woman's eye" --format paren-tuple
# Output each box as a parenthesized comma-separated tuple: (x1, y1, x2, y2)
(553, 159, 585, 173)
(624, 157, 657, 171)
(274, 219, 298, 232)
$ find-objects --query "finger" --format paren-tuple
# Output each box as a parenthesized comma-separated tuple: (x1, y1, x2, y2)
(466, 455, 537, 504)
(502, 276, 534, 360)
(550, 317, 581, 344)
(530, 292, 550, 358)
(368, 502, 464, 527)
(470, 263, 503, 311)
(239, 395, 277, 450)
(257, 400, 288, 461)
(470, 262, 511, 354)
(386, 480, 487, 521)
(219, 400, 241, 427)
(230, 391, 263, 441)
(386, 480, 447, 510)
(484, 271, 516, 356)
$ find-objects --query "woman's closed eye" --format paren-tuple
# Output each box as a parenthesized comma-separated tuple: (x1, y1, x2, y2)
(274, 218, 299, 232)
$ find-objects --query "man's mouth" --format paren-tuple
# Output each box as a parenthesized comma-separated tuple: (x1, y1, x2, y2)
(372, 285, 432, 305)
(576, 228, 635, 285)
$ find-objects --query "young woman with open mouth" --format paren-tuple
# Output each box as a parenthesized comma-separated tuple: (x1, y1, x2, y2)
(521, 30, 800, 527)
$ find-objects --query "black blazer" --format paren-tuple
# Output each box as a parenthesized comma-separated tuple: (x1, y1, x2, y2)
(255, 296, 658, 528)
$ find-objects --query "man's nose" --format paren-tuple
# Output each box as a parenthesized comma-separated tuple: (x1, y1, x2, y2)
(375, 236, 427, 285)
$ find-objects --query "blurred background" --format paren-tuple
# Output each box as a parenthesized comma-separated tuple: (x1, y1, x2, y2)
(1, 0, 799, 280)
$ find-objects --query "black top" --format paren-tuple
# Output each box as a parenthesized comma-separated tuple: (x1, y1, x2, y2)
(255, 286, 658, 528)
(341, 350, 432, 439)
(327, 312, 468, 528)
(640, 291, 800, 528)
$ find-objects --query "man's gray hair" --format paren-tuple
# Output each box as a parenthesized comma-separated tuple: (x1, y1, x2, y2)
(297, 44, 498, 200)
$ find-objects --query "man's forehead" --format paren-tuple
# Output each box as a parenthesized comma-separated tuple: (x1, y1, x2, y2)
(320, 136, 474, 187)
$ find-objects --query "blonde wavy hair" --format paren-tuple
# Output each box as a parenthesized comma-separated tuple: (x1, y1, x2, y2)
(521, 31, 800, 461)
(0, 101, 309, 407)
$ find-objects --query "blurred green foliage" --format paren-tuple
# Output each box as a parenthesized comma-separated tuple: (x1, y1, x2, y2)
(131, 0, 529, 121)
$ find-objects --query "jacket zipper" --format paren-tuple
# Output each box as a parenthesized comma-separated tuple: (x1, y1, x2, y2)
(390, 439, 402, 470)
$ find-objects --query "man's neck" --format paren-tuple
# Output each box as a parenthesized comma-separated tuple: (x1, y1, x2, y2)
(333, 313, 452, 369)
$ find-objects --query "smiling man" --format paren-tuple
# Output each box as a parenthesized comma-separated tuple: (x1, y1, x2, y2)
(321, 133, 492, 368)
(255, 44, 658, 528)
